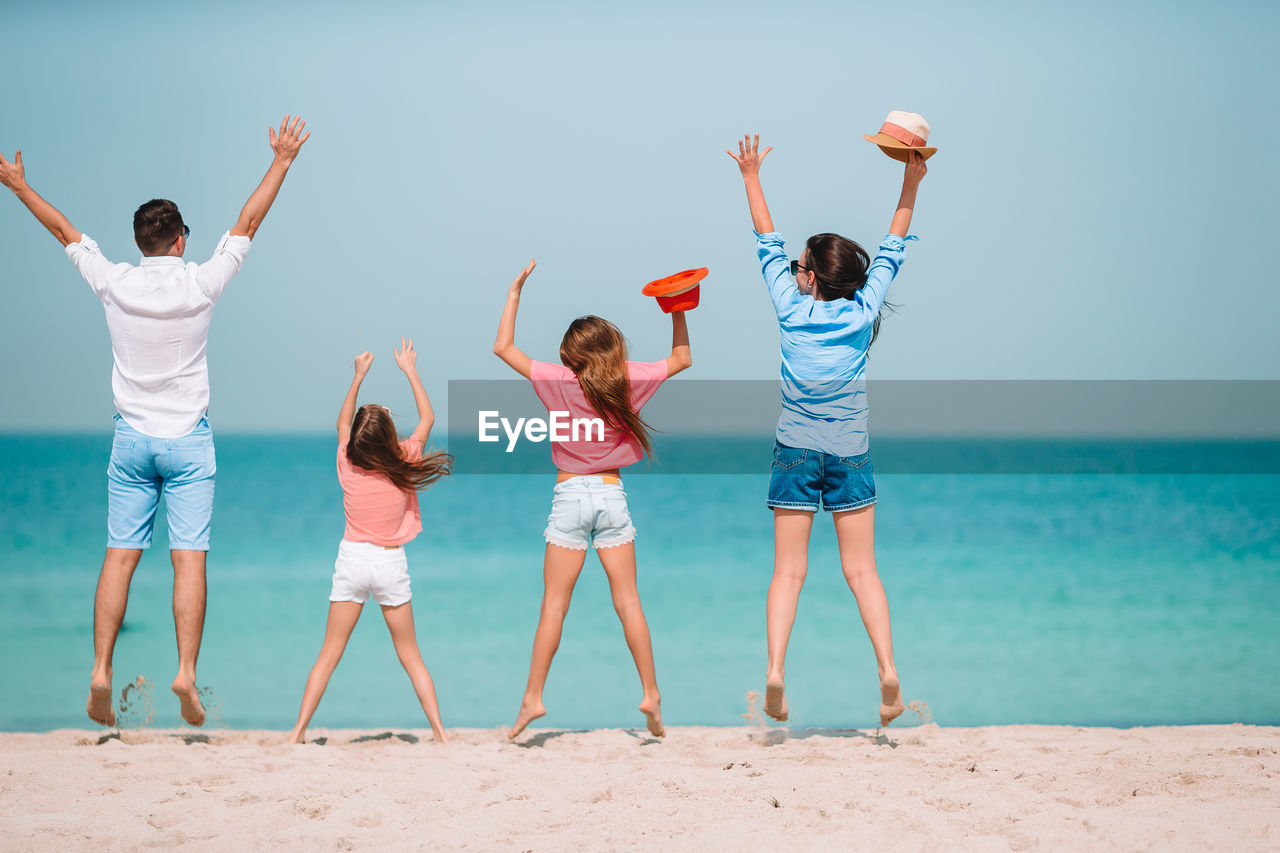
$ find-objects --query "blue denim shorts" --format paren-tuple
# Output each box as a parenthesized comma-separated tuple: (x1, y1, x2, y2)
(106, 414, 216, 550)
(766, 440, 876, 512)
(544, 476, 637, 550)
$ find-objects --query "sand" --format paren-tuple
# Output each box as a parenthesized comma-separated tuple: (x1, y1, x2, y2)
(1, 723, 1277, 851)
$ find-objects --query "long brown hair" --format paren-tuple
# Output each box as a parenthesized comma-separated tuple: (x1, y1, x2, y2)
(559, 316, 654, 456)
(347, 404, 453, 492)
(805, 232, 896, 346)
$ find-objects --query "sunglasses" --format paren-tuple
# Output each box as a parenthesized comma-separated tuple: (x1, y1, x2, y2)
(789, 260, 810, 277)
(173, 224, 190, 245)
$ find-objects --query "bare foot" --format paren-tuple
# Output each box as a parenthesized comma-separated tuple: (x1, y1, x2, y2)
(87, 681, 115, 727)
(287, 730, 306, 745)
(171, 678, 206, 727)
(764, 680, 788, 722)
(880, 675, 905, 727)
(639, 696, 664, 738)
(432, 728, 451, 744)
(508, 698, 545, 740)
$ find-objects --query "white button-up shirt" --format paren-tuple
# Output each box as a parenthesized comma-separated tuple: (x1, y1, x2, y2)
(66, 232, 252, 438)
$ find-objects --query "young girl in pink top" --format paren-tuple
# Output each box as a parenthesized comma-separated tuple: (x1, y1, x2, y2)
(288, 338, 452, 744)
(493, 260, 693, 739)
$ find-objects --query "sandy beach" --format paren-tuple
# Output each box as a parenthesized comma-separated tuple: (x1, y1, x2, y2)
(1, 721, 1276, 851)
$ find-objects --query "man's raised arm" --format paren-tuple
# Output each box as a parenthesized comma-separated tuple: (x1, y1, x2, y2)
(229, 116, 310, 240)
(0, 150, 82, 246)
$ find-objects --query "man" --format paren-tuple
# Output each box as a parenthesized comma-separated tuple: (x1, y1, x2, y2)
(0, 115, 310, 727)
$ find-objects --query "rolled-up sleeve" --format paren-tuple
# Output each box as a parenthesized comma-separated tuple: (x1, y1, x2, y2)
(855, 234, 917, 316)
(756, 231, 799, 316)
(64, 234, 116, 296)
(195, 232, 252, 301)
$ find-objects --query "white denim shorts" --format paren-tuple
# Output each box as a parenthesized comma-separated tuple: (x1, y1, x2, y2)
(544, 476, 637, 550)
(330, 539, 412, 606)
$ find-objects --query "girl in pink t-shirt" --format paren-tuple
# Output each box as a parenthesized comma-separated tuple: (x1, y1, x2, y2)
(288, 339, 453, 745)
(493, 259, 693, 740)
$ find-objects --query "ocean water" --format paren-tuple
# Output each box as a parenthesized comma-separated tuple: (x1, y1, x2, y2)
(1, 434, 1277, 732)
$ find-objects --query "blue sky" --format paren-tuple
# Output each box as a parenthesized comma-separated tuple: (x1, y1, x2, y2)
(2, 0, 1277, 432)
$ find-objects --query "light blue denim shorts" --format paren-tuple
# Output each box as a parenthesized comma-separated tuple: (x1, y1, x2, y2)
(106, 414, 216, 550)
(544, 476, 637, 550)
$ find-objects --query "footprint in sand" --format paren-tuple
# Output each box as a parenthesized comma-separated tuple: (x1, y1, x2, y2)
(291, 799, 332, 820)
(145, 810, 184, 830)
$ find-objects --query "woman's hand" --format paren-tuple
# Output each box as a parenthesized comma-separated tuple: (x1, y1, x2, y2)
(393, 337, 418, 374)
(727, 133, 773, 178)
(509, 258, 536, 296)
(728, 134, 776, 232)
(889, 153, 926, 238)
(354, 351, 373, 377)
(903, 150, 927, 186)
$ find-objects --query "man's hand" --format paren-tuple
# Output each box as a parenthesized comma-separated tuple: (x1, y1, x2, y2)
(354, 351, 373, 377)
(509, 259, 537, 296)
(270, 116, 310, 165)
(231, 115, 311, 239)
(727, 133, 773, 179)
(0, 150, 26, 193)
(393, 337, 418, 374)
(1, 149, 82, 245)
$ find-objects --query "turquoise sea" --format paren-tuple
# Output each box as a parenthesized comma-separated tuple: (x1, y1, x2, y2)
(1, 434, 1277, 732)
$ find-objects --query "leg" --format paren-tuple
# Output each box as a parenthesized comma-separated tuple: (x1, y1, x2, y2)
(87, 548, 143, 726)
(595, 542, 664, 737)
(158, 420, 217, 726)
(765, 508, 815, 721)
(96, 420, 161, 726)
(509, 544, 588, 739)
(289, 601, 364, 743)
(832, 505, 903, 726)
(170, 549, 208, 726)
(380, 602, 449, 743)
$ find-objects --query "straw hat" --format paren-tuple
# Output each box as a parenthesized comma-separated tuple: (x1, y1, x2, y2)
(863, 110, 937, 163)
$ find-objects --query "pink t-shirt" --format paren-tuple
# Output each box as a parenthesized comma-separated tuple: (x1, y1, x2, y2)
(529, 360, 669, 473)
(336, 438, 423, 547)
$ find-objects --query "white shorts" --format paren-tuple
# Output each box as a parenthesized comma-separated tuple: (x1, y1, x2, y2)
(330, 539, 412, 607)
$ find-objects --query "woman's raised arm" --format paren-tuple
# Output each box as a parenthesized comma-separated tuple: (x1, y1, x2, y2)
(727, 134, 775, 234)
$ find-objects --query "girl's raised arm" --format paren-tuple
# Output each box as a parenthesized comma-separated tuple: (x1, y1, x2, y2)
(889, 152, 927, 237)
(664, 310, 693, 377)
(337, 352, 373, 443)
(393, 337, 435, 444)
(493, 259, 537, 379)
(727, 134, 775, 233)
